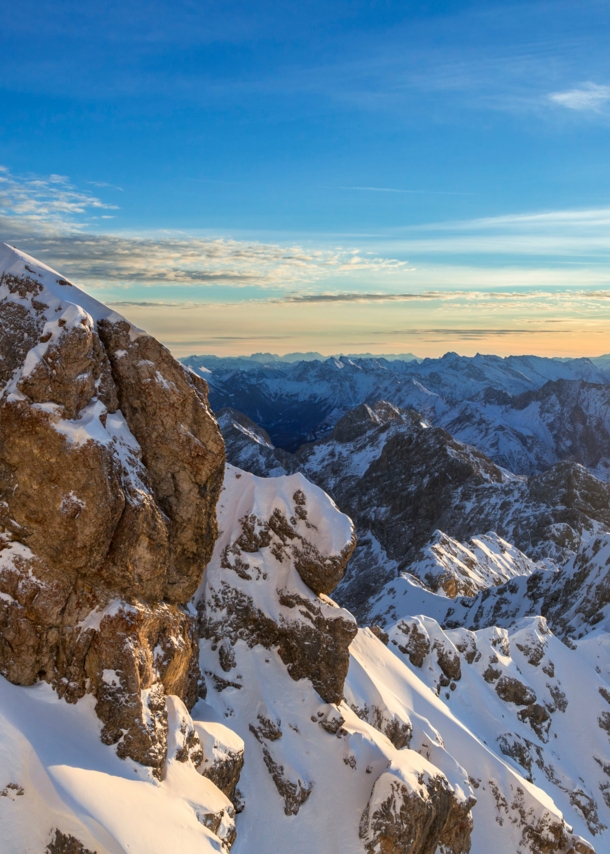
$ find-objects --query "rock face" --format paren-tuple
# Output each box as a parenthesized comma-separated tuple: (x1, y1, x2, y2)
(359, 761, 474, 854)
(47, 830, 96, 854)
(0, 244, 224, 774)
(194, 719, 245, 809)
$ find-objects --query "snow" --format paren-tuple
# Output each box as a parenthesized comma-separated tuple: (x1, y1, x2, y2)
(0, 243, 127, 326)
(0, 677, 231, 854)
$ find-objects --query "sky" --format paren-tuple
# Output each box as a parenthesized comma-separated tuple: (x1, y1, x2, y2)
(2, 0, 610, 357)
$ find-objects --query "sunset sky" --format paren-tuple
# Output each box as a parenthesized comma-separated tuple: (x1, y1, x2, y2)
(2, 0, 610, 357)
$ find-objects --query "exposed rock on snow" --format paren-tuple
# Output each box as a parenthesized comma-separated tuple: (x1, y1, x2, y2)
(396, 530, 542, 599)
(194, 719, 245, 809)
(348, 628, 595, 854)
(0, 244, 224, 776)
(47, 829, 96, 853)
(359, 759, 474, 854)
(197, 465, 358, 705)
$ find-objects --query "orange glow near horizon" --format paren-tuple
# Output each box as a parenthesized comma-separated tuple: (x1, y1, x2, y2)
(111, 299, 610, 360)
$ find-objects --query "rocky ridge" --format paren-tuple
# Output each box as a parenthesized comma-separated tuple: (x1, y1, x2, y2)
(218, 399, 610, 849)
(195, 465, 590, 854)
(220, 400, 610, 624)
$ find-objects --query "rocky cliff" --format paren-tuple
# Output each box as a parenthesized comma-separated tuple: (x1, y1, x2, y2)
(0, 243, 227, 778)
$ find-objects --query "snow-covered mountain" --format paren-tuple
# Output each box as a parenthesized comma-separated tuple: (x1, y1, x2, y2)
(0, 243, 606, 854)
(217, 399, 610, 851)
(185, 352, 610, 462)
(219, 401, 610, 616)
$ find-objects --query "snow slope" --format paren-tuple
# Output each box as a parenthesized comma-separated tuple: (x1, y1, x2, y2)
(195, 466, 592, 854)
(0, 677, 235, 854)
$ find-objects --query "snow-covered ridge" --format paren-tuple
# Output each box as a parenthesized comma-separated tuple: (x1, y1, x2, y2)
(196, 466, 591, 854)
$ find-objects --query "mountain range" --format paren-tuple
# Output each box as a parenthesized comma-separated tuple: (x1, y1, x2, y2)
(185, 352, 610, 467)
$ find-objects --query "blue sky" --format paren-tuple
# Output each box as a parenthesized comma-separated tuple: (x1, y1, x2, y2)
(2, 0, 610, 356)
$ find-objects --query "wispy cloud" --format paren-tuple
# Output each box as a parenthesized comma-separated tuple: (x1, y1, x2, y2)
(278, 291, 441, 303)
(14, 233, 406, 289)
(86, 181, 124, 191)
(375, 328, 559, 338)
(0, 167, 408, 289)
(378, 206, 610, 260)
(0, 166, 118, 234)
(549, 82, 610, 111)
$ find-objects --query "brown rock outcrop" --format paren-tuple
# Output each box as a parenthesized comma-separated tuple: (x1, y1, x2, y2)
(0, 246, 225, 774)
(97, 319, 225, 602)
(47, 830, 96, 854)
(198, 466, 358, 705)
(359, 764, 475, 854)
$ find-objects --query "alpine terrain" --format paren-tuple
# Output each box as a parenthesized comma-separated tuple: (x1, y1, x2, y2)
(0, 241, 606, 854)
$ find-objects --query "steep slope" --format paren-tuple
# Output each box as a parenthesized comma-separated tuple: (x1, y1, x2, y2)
(196, 465, 591, 854)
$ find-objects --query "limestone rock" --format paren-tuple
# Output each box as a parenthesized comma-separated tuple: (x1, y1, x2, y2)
(46, 830, 96, 854)
(359, 759, 475, 854)
(0, 244, 224, 774)
(194, 719, 245, 809)
(98, 319, 225, 603)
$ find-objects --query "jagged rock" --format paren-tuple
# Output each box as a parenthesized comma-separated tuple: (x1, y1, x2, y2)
(433, 638, 462, 684)
(0, 245, 224, 774)
(332, 401, 402, 443)
(495, 675, 537, 706)
(249, 714, 313, 815)
(198, 467, 357, 704)
(194, 720, 245, 809)
(166, 695, 205, 767)
(46, 830, 96, 854)
(394, 619, 431, 668)
(370, 624, 390, 644)
(97, 319, 225, 603)
(359, 760, 475, 854)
